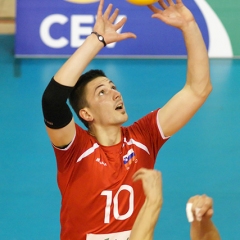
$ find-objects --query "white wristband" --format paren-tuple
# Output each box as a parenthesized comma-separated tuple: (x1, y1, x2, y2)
(186, 203, 202, 222)
(186, 203, 194, 222)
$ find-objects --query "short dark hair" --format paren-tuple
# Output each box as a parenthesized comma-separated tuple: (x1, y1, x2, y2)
(69, 69, 107, 129)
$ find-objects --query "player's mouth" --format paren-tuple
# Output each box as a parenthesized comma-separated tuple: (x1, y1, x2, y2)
(115, 103, 123, 110)
(115, 103, 125, 113)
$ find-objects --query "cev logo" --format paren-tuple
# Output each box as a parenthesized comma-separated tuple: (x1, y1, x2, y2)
(39, 14, 125, 49)
(39, 0, 125, 49)
(65, 0, 99, 3)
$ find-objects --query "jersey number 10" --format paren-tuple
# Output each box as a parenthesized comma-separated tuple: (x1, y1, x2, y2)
(101, 185, 134, 224)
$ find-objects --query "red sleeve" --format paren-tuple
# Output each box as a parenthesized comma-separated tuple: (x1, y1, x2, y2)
(51, 125, 93, 194)
(52, 124, 90, 172)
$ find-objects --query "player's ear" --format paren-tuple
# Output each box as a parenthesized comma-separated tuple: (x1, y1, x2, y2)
(79, 108, 93, 122)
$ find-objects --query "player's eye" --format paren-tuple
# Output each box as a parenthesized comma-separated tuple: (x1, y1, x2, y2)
(99, 90, 105, 96)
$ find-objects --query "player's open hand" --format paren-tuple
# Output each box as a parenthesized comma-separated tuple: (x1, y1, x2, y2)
(133, 168, 163, 208)
(93, 0, 136, 45)
(148, 0, 195, 30)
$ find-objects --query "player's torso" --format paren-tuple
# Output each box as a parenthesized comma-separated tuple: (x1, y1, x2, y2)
(60, 131, 155, 240)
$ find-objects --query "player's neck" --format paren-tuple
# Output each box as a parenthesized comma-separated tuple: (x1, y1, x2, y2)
(88, 125, 122, 146)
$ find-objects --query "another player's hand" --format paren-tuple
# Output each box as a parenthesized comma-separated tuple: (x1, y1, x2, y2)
(187, 194, 214, 222)
(148, 0, 195, 30)
(133, 168, 163, 208)
(93, 0, 136, 45)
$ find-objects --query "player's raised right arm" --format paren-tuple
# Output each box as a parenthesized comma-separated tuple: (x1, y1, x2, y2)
(41, 0, 136, 147)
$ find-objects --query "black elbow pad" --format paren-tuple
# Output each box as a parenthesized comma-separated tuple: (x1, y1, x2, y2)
(42, 78, 73, 129)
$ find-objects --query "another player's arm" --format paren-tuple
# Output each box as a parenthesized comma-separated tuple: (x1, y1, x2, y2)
(129, 168, 162, 240)
(42, 0, 136, 147)
(191, 219, 221, 240)
(148, 0, 212, 137)
(187, 195, 221, 240)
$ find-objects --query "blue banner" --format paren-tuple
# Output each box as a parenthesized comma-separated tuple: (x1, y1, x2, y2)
(15, 0, 209, 57)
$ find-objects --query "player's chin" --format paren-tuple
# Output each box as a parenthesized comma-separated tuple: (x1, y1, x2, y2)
(123, 111, 128, 120)
(121, 110, 127, 115)
(119, 113, 128, 124)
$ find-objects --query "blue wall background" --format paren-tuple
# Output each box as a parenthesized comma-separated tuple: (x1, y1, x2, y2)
(1, 35, 240, 239)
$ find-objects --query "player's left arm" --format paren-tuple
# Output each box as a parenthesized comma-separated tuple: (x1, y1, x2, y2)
(148, 0, 212, 137)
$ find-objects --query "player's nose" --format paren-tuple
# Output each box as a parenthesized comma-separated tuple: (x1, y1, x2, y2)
(112, 89, 121, 100)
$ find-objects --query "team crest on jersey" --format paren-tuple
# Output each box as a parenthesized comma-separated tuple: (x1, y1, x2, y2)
(123, 149, 137, 169)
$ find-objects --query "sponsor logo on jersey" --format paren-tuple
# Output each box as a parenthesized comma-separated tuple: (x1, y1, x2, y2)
(96, 158, 107, 166)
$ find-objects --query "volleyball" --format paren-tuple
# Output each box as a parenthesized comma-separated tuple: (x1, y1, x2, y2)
(126, 0, 158, 6)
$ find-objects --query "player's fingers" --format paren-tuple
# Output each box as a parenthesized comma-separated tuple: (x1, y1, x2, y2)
(192, 196, 204, 209)
(132, 174, 142, 182)
(114, 16, 127, 31)
(186, 195, 201, 222)
(192, 195, 213, 221)
(194, 195, 212, 210)
(197, 197, 213, 216)
(132, 168, 148, 181)
(132, 168, 161, 183)
(109, 8, 119, 23)
(187, 195, 200, 204)
(204, 208, 214, 218)
(195, 207, 213, 221)
(133, 168, 148, 177)
(166, 0, 174, 6)
(103, 3, 113, 20)
(176, 0, 182, 4)
(148, 5, 162, 14)
(97, 0, 104, 18)
(158, 0, 169, 9)
(117, 32, 137, 41)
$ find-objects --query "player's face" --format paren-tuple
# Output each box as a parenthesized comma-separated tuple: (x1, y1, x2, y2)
(85, 77, 128, 127)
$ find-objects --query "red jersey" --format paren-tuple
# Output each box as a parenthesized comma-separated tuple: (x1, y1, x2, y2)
(53, 109, 169, 240)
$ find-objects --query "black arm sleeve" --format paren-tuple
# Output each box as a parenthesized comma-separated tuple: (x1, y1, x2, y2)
(42, 77, 73, 129)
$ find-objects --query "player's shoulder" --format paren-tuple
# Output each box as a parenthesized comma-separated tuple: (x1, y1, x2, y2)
(73, 123, 95, 144)
(75, 123, 88, 133)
